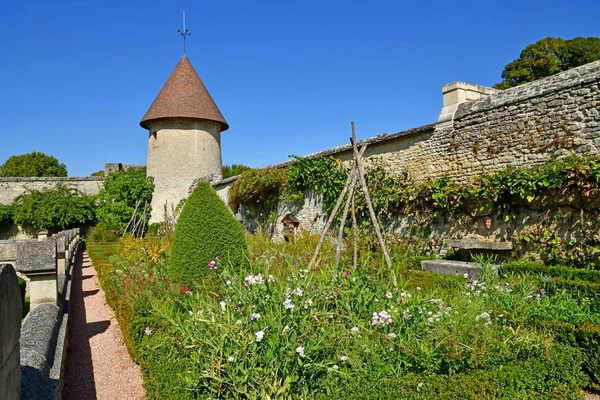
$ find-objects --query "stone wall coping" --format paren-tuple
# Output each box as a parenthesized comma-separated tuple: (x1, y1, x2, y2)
(20, 303, 60, 400)
(0, 176, 104, 182)
(16, 239, 57, 273)
(455, 59, 600, 120)
(212, 123, 437, 188)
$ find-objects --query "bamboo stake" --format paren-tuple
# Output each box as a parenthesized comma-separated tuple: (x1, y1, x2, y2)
(308, 159, 358, 269)
(352, 122, 396, 288)
(123, 200, 141, 236)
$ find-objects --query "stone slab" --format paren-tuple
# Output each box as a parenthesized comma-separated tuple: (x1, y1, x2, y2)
(447, 239, 513, 251)
(421, 259, 497, 279)
(0, 264, 22, 400)
(16, 239, 57, 273)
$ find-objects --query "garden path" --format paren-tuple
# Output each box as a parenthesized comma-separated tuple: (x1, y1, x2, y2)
(62, 250, 145, 400)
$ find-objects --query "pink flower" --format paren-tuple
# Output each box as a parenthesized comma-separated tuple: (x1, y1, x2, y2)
(215, 256, 220, 261)
(292, 263, 296, 268)
(208, 261, 216, 269)
(145, 327, 152, 336)
(588, 302, 592, 306)
(539, 288, 545, 294)
(343, 271, 349, 279)
(315, 264, 321, 270)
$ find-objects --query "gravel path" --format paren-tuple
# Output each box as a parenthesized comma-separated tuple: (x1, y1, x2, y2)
(63, 250, 145, 400)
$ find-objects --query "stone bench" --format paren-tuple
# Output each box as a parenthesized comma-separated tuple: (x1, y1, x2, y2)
(447, 238, 513, 262)
(421, 259, 498, 280)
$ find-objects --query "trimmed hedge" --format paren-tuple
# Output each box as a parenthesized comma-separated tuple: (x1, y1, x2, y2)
(319, 344, 587, 399)
(169, 182, 250, 285)
(533, 319, 600, 384)
(500, 261, 600, 283)
(550, 278, 600, 301)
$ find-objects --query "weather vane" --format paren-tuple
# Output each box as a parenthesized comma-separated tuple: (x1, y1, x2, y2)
(178, 10, 191, 54)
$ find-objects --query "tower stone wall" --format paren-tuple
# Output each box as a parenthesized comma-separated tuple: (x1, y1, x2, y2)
(146, 118, 222, 223)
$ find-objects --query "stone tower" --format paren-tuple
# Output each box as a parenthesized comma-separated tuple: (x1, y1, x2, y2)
(140, 55, 229, 223)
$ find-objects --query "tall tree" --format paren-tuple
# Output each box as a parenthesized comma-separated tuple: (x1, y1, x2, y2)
(494, 37, 600, 89)
(0, 152, 67, 177)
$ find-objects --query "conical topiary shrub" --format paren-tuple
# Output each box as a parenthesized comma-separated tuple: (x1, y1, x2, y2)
(168, 182, 249, 285)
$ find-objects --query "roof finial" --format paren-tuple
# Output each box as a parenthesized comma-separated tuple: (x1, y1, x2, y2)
(177, 10, 191, 54)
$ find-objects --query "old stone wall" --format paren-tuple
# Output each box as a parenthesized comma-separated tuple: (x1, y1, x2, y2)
(212, 60, 600, 245)
(0, 177, 104, 205)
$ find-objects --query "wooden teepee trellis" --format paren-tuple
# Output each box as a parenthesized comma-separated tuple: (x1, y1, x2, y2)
(308, 122, 396, 288)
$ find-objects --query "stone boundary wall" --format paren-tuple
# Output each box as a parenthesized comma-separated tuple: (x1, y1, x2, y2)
(0, 177, 104, 205)
(212, 60, 600, 241)
(0, 229, 81, 399)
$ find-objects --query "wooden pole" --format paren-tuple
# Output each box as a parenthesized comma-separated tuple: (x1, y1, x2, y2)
(308, 146, 365, 269)
(352, 122, 396, 287)
(352, 193, 358, 268)
(334, 168, 356, 266)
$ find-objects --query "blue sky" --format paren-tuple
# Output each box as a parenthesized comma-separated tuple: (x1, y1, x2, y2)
(1, 0, 599, 176)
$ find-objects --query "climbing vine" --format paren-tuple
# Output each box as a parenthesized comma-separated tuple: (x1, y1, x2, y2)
(229, 155, 600, 268)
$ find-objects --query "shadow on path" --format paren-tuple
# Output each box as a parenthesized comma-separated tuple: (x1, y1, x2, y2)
(62, 251, 110, 400)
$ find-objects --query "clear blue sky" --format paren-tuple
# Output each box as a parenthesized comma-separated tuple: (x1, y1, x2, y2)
(1, 0, 599, 176)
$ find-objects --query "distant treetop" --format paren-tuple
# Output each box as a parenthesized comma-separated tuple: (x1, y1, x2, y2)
(494, 37, 600, 90)
(223, 164, 252, 179)
(0, 152, 67, 177)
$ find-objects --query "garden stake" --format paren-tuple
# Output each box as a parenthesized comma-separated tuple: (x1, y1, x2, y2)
(352, 122, 396, 288)
(335, 166, 357, 265)
(352, 193, 358, 268)
(309, 144, 366, 271)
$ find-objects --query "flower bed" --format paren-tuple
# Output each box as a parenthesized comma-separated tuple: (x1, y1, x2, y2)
(89, 234, 599, 399)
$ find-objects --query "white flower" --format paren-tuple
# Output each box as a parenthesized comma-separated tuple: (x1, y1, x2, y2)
(372, 311, 393, 326)
(294, 287, 303, 297)
(283, 297, 295, 310)
(388, 332, 397, 339)
(304, 299, 313, 309)
(227, 356, 234, 362)
(226, 280, 232, 285)
(235, 319, 242, 325)
(296, 346, 305, 358)
(351, 327, 359, 334)
(385, 291, 393, 299)
(250, 313, 260, 321)
(340, 356, 348, 361)
(244, 274, 264, 286)
(255, 330, 265, 342)
(220, 301, 227, 312)
(283, 325, 290, 333)
(332, 365, 339, 370)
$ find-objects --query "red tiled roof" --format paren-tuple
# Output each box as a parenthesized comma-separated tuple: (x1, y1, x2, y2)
(140, 55, 229, 131)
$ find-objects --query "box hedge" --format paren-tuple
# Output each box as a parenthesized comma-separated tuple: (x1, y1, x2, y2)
(168, 182, 249, 285)
(500, 261, 600, 283)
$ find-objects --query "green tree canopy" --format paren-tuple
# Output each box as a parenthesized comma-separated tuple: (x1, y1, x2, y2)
(494, 37, 600, 89)
(0, 152, 67, 177)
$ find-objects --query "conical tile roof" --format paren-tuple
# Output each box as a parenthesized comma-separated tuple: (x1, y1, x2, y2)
(140, 55, 229, 131)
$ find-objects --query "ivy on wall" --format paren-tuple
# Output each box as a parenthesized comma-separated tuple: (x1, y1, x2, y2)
(229, 155, 600, 268)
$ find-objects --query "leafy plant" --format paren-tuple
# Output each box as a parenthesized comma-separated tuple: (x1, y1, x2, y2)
(11, 184, 96, 230)
(0, 151, 67, 177)
(222, 164, 252, 179)
(96, 167, 154, 231)
(169, 182, 250, 285)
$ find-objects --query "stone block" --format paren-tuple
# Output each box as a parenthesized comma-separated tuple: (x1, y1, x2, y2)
(421, 259, 497, 279)
(0, 264, 22, 400)
(16, 239, 56, 273)
(20, 303, 60, 400)
(447, 239, 513, 251)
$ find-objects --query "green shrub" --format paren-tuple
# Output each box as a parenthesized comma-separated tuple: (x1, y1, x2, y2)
(88, 222, 121, 244)
(11, 184, 96, 230)
(320, 344, 586, 399)
(550, 278, 600, 301)
(501, 261, 600, 283)
(169, 182, 249, 285)
(0, 204, 12, 230)
(533, 319, 600, 384)
(222, 164, 251, 179)
(96, 168, 153, 231)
